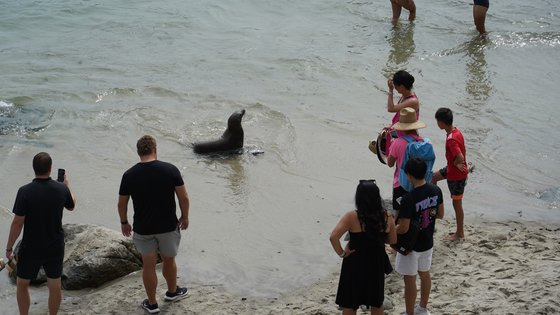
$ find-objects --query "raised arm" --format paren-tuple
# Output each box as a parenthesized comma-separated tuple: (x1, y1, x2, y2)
(63, 177, 76, 211)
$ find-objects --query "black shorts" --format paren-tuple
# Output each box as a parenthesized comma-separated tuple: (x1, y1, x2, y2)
(447, 179, 467, 200)
(473, 0, 489, 8)
(392, 186, 408, 212)
(17, 252, 64, 280)
(438, 167, 467, 199)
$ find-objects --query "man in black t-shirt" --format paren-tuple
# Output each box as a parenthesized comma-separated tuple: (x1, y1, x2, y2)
(5, 152, 76, 315)
(395, 158, 444, 315)
(118, 135, 190, 313)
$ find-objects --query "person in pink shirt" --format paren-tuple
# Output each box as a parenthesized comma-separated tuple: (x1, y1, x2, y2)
(369, 71, 420, 160)
(431, 108, 468, 241)
(386, 71, 420, 153)
(387, 107, 427, 218)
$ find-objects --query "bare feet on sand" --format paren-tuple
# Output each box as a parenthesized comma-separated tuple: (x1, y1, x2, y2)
(444, 233, 464, 241)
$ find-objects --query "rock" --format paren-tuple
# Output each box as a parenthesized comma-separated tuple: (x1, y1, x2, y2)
(11, 224, 145, 290)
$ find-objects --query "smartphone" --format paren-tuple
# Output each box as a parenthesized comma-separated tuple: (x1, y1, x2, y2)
(57, 169, 65, 182)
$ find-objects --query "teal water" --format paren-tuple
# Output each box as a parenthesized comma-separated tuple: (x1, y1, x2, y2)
(1, 0, 560, 302)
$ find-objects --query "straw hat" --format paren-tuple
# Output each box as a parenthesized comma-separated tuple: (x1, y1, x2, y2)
(392, 107, 426, 131)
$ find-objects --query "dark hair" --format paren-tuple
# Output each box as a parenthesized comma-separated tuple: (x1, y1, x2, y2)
(33, 152, 52, 176)
(393, 70, 415, 90)
(137, 135, 156, 156)
(404, 158, 427, 180)
(435, 107, 453, 125)
(355, 180, 387, 234)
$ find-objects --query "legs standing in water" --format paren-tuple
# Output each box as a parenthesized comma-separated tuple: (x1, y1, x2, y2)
(473, 0, 489, 34)
(390, 0, 416, 22)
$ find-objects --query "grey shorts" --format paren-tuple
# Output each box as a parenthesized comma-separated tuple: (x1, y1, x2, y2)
(133, 228, 181, 257)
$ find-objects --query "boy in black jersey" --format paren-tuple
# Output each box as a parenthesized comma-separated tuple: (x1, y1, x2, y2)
(395, 158, 444, 315)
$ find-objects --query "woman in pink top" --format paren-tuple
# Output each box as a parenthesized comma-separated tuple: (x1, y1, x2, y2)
(387, 107, 426, 218)
(385, 70, 419, 154)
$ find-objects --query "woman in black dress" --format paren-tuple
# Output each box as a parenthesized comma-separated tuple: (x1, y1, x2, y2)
(330, 180, 397, 315)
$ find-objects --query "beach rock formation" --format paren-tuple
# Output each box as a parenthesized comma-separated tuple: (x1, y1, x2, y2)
(11, 224, 144, 290)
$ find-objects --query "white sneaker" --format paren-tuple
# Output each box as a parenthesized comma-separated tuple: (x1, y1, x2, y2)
(414, 304, 431, 315)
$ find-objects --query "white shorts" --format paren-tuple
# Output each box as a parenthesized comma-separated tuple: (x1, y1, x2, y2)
(395, 248, 433, 276)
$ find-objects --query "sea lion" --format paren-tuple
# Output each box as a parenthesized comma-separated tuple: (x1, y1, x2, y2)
(193, 109, 245, 154)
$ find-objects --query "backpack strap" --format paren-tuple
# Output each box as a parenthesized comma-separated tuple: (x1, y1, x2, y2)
(402, 135, 415, 143)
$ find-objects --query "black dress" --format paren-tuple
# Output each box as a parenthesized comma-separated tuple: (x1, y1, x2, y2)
(335, 229, 388, 309)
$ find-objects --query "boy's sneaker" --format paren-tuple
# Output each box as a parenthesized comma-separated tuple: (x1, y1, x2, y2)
(414, 304, 431, 315)
(164, 286, 189, 301)
(141, 299, 160, 314)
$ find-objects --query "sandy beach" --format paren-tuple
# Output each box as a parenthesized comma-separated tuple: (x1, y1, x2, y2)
(3, 218, 553, 315)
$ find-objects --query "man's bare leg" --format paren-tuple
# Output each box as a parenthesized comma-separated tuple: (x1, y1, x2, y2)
(47, 277, 62, 314)
(473, 5, 488, 34)
(161, 255, 178, 293)
(16, 277, 31, 315)
(142, 253, 159, 304)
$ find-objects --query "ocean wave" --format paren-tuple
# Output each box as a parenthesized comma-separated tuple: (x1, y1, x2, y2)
(0, 100, 13, 108)
(0, 100, 53, 136)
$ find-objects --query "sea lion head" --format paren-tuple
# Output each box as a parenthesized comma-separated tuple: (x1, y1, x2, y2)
(227, 109, 245, 132)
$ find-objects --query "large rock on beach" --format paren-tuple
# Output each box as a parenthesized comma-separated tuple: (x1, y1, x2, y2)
(11, 224, 144, 290)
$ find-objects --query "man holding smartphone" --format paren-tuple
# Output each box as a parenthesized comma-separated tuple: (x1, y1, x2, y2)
(118, 135, 190, 314)
(5, 152, 76, 315)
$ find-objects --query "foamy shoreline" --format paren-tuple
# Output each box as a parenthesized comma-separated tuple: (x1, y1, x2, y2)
(3, 218, 559, 314)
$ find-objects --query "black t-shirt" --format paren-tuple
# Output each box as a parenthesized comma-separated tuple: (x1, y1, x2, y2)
(13, 178, 75, 257)
(399, 183, 443, 252)
(119, 160, 184, 235)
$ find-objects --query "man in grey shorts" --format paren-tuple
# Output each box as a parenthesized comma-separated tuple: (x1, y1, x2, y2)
(118, 135, 190, 314)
